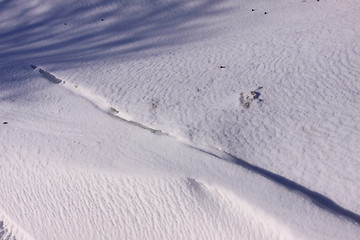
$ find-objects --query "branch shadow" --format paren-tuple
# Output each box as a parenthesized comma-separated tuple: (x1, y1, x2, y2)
(0, 0, 232, 67)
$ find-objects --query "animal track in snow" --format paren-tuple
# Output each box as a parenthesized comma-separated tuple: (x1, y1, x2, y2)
(239, 87, 263, 108)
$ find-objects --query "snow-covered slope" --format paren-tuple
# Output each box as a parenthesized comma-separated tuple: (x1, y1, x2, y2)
(1, 0, 360, 239)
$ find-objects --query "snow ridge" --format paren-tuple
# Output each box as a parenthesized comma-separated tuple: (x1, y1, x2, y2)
(196, 146, 360, 225)
(32, 65, 360, 226)
(32, 65, 166, 135)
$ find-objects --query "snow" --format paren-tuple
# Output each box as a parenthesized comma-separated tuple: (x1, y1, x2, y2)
(1, 0, 360, 239)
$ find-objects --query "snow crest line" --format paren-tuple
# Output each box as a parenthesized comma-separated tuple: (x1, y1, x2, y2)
(32, 65, 166, 135)
(192, 146, 360, 226)
(32, 65, 360, 226)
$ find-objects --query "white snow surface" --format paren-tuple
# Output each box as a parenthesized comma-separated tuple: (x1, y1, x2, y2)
(1, 0, 360, 239)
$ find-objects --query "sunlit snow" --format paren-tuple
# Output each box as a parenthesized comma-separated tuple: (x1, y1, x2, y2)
(1, 0, 360, 239)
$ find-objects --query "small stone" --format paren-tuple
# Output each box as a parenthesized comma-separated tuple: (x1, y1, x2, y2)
(251, 9, 255, 11)
(3, 122, 8, 125)
(220, 66, 226, 69)
(264, 12, 268, 15)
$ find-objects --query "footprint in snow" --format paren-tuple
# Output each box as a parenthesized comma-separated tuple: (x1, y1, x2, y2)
(240, 87, 263, 109)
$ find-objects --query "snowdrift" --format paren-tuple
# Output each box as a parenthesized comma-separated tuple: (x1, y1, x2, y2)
(1, 0, 360, 239)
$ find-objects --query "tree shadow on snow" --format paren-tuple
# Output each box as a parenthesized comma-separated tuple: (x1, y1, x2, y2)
(0, 0, 232, 68)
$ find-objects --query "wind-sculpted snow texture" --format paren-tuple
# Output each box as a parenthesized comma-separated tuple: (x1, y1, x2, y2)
(1, 0, 360, 239)
(30, 65, 360, 225)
